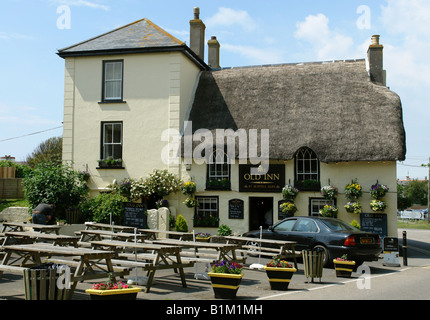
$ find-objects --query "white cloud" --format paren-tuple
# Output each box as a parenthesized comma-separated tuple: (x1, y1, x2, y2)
(47, 0, 109, 11)
(222, 43, 283, 65)
(206, 7, 257, 32)
(294, 13, 356, 61)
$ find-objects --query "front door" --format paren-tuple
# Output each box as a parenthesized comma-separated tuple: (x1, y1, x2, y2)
(249, 197, 273, 231)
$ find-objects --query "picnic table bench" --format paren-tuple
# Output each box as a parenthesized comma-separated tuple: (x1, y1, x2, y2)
(0, 243, 125, 299)
(1, 222, 61, 234)
(84, 222, 136, 233)
(77, 229, 147, 244)
(90, 240, 194, 293)
(3, 231, 80, 247)
(138, 229, 194, 241)
(224, 236, 299, 269)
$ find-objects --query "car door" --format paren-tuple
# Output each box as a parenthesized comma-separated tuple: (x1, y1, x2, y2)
(288, 218, 319, 251)
(267, 218, 298, 242)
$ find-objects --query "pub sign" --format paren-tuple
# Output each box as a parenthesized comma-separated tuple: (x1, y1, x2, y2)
(239, 164, 285, 193)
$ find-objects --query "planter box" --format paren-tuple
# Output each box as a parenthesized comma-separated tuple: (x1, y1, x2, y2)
(264, 266, 297, 290)
(333, 260, 356, 278)
(85, 287, 141, 300)
(208, 272, 244, 299)
(196, 237, 211, 243)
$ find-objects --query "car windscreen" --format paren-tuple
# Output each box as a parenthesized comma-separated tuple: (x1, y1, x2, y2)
(320, 219, 358, 231)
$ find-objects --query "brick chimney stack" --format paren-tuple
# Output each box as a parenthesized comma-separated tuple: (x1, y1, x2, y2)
(190, 7, 206, 61)
(367, 35, 386, 86)
(208, 36, 220, 69)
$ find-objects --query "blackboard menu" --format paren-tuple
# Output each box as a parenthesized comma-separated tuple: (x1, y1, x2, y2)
(123, 203, 147, 228)
(360, 212, 387, 238)
(228, 199, 244, 219)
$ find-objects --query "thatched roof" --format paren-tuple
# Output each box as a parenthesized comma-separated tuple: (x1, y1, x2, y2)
(185, 59, 406, 162)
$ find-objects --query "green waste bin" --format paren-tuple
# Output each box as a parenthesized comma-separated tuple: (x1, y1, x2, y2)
(302, 249, 324, 283)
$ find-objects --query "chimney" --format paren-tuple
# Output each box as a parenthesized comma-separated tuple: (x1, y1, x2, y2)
(367, 35, 386, 85)
(208, 36, 220, 69)
(189, 7, 206, 60)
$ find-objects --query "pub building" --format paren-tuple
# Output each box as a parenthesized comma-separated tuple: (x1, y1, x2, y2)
(58, 8, 406, 237)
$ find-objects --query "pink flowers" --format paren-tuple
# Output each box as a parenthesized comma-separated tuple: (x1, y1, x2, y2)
(91, 281, 129, 290)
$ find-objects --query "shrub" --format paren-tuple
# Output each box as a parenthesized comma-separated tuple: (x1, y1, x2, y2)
(81, 193, 127, 225)
(218, 224, 233, 236)
(22, 162, 88, 219)
(175, 214, 189, 232)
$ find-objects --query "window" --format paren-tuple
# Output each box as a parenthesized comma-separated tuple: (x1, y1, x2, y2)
(274, 219, 297, 232)
(310, 198, 335, 217)
(206, 148, 231, 190)
(295, 147, 320, 190)
(194, 197, 219, 228)
(100, 122, 123, 167)
(293, 219, 318, 232)
(103, 60, 123, 102)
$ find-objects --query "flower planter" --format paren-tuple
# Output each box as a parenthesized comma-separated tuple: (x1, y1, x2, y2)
(196, 237, 211, 242)
(208, 272, 244, 299)
(264, 266, 297, 290)
(333, 260, 356, 278)
(86, 287, 142, 300)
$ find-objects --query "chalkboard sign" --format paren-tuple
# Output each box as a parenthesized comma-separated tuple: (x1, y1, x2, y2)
(123, 203, 147, 228)
(228, 199, 244, 219)
(360, 212, 387, 239)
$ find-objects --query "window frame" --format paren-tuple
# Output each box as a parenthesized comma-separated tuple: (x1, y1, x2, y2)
(99, 121, 123, 168)
(194, 196, 220, 228)
(206, 148, 231, 190)
(309, 198, 336, 217)
(101, 60, 124, 103)
(294, 147, 320, 191)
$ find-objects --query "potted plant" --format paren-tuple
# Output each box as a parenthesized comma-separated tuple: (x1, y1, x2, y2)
(263, 258, 297, 290)
(156, 198, 169, 209)
(282, 184, 299, 201)
(195, 232, 211, 242)
(370, 183, 389, 199)
(85, 275, 142, 300)
(321, 185, 338, 200)
(370, 199, 387, 212)
(333, 254, 356, 278)
(345, 179, 362, 200)
(184, 197, 198, 208)
(280, 201, 297, 217)
(344, 201, 362, 214)
(319, 205, 338, 218)
(208, 260, 244, 299)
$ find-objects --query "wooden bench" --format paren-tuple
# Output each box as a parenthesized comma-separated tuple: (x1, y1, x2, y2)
(0, 265, 28, 275)
(43, 258, 133, 274)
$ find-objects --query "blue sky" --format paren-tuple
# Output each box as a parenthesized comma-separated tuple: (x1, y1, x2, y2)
(1, 0, 429, 180)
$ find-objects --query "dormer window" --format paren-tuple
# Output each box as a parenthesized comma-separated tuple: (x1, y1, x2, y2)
(294, 147, 320, 191)
(206, 148, 231, 190)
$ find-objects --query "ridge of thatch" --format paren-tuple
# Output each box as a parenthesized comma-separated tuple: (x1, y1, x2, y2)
(185, 59, 406, 162)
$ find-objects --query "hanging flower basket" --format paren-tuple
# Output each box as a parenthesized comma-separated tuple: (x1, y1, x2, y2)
(280, 201, 297, 216)
(321, 185, 338, 200)
(370, 183, 389, 199)
(345, 179, 362, 200)
(344, 201, 362, 214)
(264, 259, 297, 291)
(282, 185, 299, 201)
(181, 181, 196, 195)
(319, 205, 338, 218)
(370, 199, 387, 212)
(184, 197, 198, 208)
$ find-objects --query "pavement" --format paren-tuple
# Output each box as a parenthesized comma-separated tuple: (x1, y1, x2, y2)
(0, 228, 429, 302)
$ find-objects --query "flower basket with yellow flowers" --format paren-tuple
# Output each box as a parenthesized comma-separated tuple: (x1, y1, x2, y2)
(345, 179, 362, 200)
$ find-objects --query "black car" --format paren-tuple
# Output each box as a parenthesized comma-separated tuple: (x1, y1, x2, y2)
(243, 216, 381, 267)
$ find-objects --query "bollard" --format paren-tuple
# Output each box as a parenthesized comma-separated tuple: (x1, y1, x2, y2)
(402, 231, 407, 266)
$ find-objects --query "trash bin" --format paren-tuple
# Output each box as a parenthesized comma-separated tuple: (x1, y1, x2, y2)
(23, 263, 69, 300)
(302, 248, 324, 283)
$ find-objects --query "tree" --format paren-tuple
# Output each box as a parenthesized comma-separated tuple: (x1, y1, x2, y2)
(26, 137, 62, 168)
(22, 162, 88, 220)
(398, 180, 428, 209)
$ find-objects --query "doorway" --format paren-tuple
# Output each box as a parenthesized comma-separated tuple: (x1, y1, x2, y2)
(249, 197, 273, 231)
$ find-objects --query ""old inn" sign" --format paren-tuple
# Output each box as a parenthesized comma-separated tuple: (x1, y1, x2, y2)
(239, 164, 285, 193)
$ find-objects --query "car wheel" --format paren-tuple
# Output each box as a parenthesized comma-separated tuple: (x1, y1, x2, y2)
(245, 240, 260, 257)
(312, 244, 330, 267)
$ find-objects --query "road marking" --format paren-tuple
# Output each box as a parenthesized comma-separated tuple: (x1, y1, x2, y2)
(257, 267, 412, 300)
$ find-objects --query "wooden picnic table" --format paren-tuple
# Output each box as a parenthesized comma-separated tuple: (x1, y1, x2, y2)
(224, 236, 299, 269)
(84, 222, 136, 233)
(138, 229, 193, 241)
(151, 238, 243, 263)
(78, 229, 147, 243)
(90, 240, 194, 293)
(3, 231, 79, 247)
(1, 222, 61, 235)
(0, 243, 122, 299)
